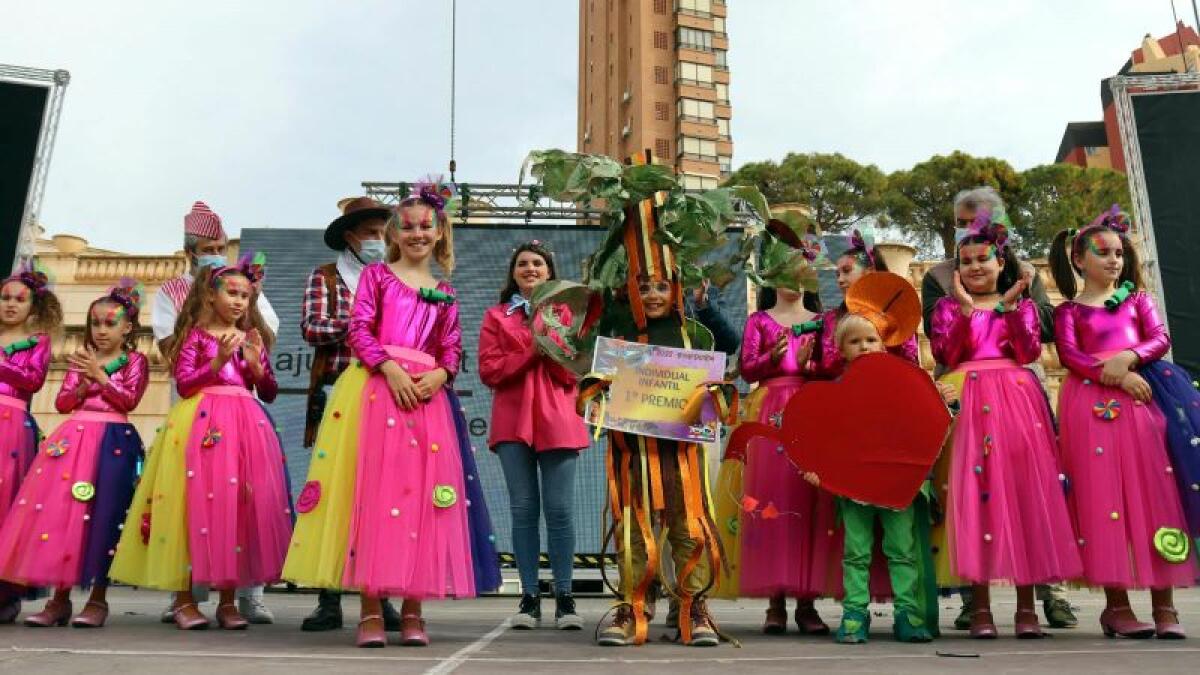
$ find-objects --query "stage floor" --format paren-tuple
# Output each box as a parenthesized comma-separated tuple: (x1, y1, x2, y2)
(2, 587, 1199, 673)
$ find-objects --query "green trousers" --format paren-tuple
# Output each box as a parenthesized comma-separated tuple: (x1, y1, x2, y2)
(840, 499, 920, 615)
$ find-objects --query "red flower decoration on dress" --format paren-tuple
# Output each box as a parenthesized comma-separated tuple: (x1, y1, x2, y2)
(140, 512, 152, 544)
(296, 481, 321, 513)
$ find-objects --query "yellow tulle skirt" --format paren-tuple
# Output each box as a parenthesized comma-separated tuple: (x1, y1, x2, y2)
(710, 386, 768, 599)
(109, 395, 202, 591)
(280, 363, 367, 591)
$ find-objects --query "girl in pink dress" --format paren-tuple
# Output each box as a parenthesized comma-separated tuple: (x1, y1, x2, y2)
(110, 257, 291, 631)
(0, 265, 62, 622)
(285, 180, 497, 649)
(1049, 207, 1194, 639)
(0, 281, 147, 628)
(930, 211, 1082, 639)
(738, 253, 834, 635)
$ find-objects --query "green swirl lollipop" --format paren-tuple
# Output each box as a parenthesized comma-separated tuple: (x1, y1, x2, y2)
(1154, 527, 1191, 564)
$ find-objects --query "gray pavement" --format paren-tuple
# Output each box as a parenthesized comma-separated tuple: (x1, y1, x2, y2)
(1, 588, 1199, 674)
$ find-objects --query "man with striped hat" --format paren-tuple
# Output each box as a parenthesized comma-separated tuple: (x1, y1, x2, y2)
(150, 200, 282, 624)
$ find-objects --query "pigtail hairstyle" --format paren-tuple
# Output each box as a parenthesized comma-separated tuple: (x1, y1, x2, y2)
(1049, 205, 1146, 301)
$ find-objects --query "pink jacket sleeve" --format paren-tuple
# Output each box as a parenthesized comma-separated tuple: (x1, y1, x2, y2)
(1005, 299, 1043, 366)
(1053, 303, 1101, 380)
(1130, 291, 1171, 365)
(738, 314, 774, 383)
(100, 353, 150, 413)
(247, 348, 278, 403)
(434, 290, 463, 379)
(0, 334, 51, 395)
(478, 308, 538, 389)
(930, 298, 972, 370)
(891, 335, 921, 365)
(174, 332, 219, 398)
(348, 265, 389, 371)
(55, 368, 89, 413)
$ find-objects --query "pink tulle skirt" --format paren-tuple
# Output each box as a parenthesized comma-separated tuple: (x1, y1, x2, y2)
(1059, 372, 1197, 588)
(739, 377, 841, 598)
(185, 386, 293, 589)
(0, 395, 37, 522)
(947, 361, 1083, 585)
(342, 347, 475, 598)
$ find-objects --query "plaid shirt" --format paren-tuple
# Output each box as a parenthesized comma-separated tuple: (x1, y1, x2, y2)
(301, 265, 354, 381)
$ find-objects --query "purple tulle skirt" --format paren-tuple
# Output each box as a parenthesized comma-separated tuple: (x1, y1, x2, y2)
(1142, 360, 1200, 537)
(445, 390, 501, 593)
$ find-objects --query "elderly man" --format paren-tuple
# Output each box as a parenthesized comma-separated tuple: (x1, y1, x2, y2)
(296, 196, 402, 632)
(152, 201, 281, 624)
(920, 186, 1078, 631)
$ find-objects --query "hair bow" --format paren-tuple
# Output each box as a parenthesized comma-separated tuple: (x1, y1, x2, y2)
(212, 251, 267, 287)
(408, 175, 458, 213)
(506, 292, 532, 316)
(791, 317, 824, 337)
(106, 277, 145, 319)
(798, 235, 824, 263)
(419, 287, 457, 305)
(7, 261, 51, 296)
(965, 208, 1009, 250)
(849, 228, 876, 267)
(1087, 204, 1130, 234)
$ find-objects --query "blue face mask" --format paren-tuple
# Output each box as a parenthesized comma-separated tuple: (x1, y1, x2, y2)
(195, 254, 225, 270)
(355, 239, 387, 264)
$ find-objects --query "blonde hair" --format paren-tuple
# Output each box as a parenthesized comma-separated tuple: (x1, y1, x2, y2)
(167, 267, 276, 366)
(835, 313, 880, 352)
(387, 202, 455, 275)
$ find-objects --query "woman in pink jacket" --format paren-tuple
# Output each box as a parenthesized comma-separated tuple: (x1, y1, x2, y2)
(478, 241, 589, 632)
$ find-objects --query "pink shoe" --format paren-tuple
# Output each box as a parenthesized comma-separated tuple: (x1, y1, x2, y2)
(357, 615, 386, 648)
(172, 603, 210, 631)
(1099, 606, 1154, 639)
(400, 614, 429, 646)
(24, 599, 72, 627)
(762, 605, 787, 635)
(1014, 609, 1044, 639)
(1153, 606, 1186, 640)
(70, 600, 109, 628)
(215, 603, 248, 630)
(969, 609, 997, 639)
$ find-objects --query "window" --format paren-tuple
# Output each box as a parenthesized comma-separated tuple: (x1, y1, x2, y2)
(679, 136, 717, 160)
(654, 66, 669, 84)
(655, 139, 671, 158)
(676, 27, 713, 51)
(719, 156, 732, 174)
(677, 97, 715, 121)
(677, 0, 713, 17)
(655, 102, 670, 120)
(676, 61, 714, 86)
(713, 17, 726, 34)
(716, 82, 729, 103)
(653, 31, 669, 49)
(717, 118, 730, 138)
(654, 0, 669, 13)
(714, 49, 728, 70)
(682, 173, 719, 190)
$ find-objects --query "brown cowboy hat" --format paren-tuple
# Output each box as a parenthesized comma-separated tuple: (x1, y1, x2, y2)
(324, 196, 393, 251)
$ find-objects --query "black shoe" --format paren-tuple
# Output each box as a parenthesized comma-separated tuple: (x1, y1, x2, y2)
(380, 599, 402, 632)
(301, 590, 343, 632)
(512, 594, 541, 630)
(555, 593, 583, 630)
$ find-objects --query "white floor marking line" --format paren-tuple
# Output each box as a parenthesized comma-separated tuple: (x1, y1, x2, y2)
(424, 617, 513, 675)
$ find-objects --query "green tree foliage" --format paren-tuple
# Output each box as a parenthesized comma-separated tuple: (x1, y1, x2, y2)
(884, 151, 1024, 258)
(724, 152, 886, 233)
(1011, 163, 1131, 258)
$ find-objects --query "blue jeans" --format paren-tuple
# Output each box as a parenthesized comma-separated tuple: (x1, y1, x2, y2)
(495, 443, 578, 596)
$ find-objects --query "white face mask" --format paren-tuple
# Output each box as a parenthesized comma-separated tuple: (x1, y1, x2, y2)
(356, 239, 387, 264)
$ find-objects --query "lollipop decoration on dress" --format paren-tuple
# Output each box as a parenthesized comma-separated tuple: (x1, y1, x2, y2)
(1155, 527, 1191, 564)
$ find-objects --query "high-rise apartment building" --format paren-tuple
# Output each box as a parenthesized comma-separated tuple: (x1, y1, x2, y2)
(578, 0, 732, 189)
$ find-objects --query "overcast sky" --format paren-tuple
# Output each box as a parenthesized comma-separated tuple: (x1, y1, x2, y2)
(3, 0, 1190, 253)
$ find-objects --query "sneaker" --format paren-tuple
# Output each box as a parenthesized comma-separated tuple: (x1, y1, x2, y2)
(953, 603, 972, 630)
(597, 605, 636, 646)
(511, 594, 541, 630)
(381, 598, 402, 632)
(893, 609, 933, 643)
(554, 593, 583, 630)
(835, 608, 871, 644)
(237, 596, 275, 625)
(686, 601, 719, 647)
(1044, 597, 1079, 629)
(160, 603, 176, 624)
